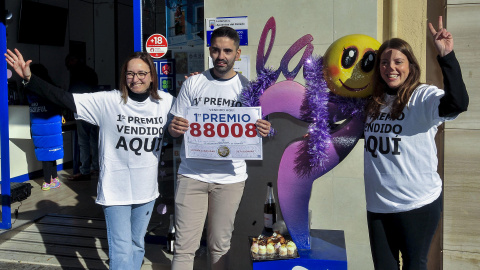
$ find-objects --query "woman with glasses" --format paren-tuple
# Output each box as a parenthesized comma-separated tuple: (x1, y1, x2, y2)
(6, 49, 174, 270)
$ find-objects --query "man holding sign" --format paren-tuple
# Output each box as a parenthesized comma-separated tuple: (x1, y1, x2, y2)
(168, 27, 271, 270)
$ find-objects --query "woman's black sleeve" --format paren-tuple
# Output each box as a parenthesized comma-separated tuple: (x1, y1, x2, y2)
(438, 51, 469, 117)
(26, 75, 77, 112)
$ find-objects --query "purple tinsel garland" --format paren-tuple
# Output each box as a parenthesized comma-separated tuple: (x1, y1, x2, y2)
(241, 67, 278, 107)
(304, 56, 367, 168)
(303, 56, 331, 168)
(241, 57, 367, 168)
(241, 67, 278, 136)
(329, 93, 367, 123)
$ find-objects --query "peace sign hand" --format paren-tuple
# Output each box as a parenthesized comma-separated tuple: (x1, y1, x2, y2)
(428, 16, 453, 57)
(4, 48, 32, 81)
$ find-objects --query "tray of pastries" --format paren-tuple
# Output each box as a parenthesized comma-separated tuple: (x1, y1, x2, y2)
(250, 233, 299, 261)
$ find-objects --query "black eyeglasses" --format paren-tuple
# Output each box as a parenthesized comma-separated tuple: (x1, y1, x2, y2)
(126, 71, 150, 79)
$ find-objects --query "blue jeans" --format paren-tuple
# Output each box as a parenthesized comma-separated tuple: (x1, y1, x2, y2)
(76, 120, 99, 174)
(103, 200, 155, 270)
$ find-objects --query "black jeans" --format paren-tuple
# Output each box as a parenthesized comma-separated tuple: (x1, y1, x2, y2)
(42, 160, 58, 183)
(367, 195, 442, 270)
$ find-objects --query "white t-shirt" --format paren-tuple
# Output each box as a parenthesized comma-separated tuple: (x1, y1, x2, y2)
(364, 84, 455, 213)
(169, 70, 250, 184)
(74, 90, 175, 205)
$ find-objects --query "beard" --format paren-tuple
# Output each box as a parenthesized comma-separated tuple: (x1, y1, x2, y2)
(213, 58, 235, 75)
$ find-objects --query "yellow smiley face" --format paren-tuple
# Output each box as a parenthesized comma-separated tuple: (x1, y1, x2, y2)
(323, 34, 381, 98)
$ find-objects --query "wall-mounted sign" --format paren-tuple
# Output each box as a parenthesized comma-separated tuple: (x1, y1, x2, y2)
(154, 60, 176, 96)
(146, 34, 168, 58)
(206, 16, 248, 47)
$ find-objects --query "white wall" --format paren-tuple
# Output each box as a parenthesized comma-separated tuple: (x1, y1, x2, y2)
(443, 1, 480, 268)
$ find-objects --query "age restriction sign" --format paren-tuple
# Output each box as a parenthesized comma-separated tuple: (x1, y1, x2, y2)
(146, 34, 168, 58)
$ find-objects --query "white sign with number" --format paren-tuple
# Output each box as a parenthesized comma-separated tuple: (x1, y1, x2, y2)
(185, 106, 263, 160)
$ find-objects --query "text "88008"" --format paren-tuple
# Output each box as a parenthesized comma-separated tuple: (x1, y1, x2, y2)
(189, 123, 257, 138)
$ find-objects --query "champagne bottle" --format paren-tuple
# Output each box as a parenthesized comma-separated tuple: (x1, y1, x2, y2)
(166, 214, 176, 254)
(264, 182, 277, 232)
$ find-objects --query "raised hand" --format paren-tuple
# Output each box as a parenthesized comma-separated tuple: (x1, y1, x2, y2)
(4, 48, 32, 80)
(428, 16, 453, 57)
